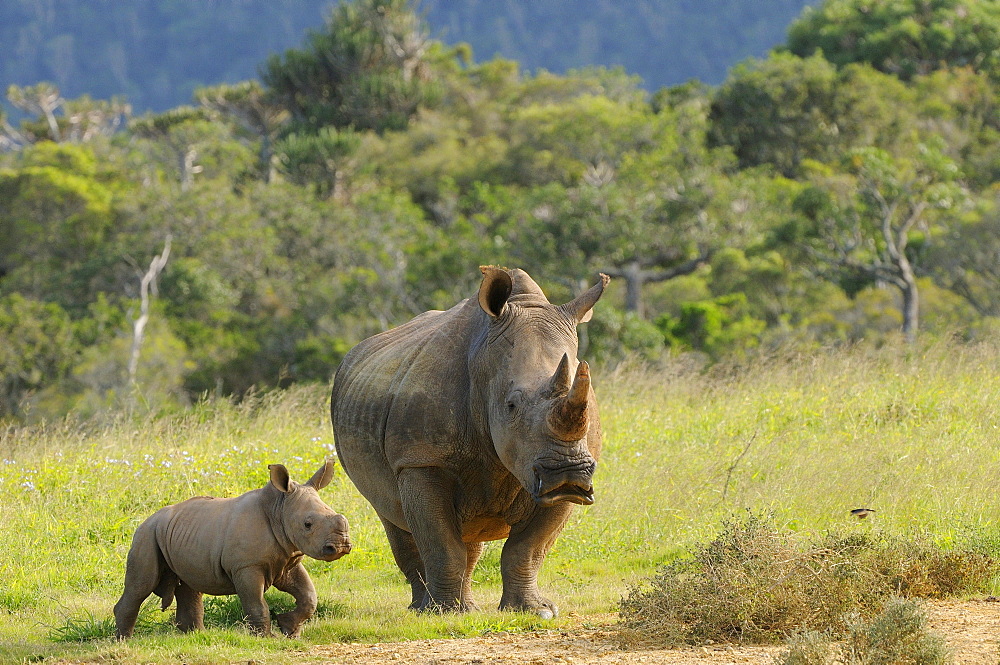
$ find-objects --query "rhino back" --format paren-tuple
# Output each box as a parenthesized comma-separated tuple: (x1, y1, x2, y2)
(152, 491, 283, 595)
(332, 300, 494, 523)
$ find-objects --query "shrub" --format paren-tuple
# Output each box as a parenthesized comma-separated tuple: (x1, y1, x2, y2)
(619, 513, 995, 647)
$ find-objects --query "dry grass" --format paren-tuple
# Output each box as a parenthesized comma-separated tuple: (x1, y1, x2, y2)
(618, 512, 995, 647)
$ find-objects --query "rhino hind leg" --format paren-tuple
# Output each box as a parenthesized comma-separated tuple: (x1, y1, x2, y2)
(114, 522, 169, 638)
(379, 517, 428, 610)
(462, 542, 484, 611)
(273, 562, 317, 638)
(174, 582, 205, 632)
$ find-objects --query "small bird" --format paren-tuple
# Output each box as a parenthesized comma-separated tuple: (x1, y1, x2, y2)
(851, 508, 876, 519)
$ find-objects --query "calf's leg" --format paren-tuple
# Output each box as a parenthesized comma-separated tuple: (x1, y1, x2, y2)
(273, 562, 317, 638)
(232, 567, 273, 636)
(174, 582, 205, 632)
(114, 522, 166, 639)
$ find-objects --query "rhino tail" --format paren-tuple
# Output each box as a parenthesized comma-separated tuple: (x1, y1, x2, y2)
(154, 571, 178, 610)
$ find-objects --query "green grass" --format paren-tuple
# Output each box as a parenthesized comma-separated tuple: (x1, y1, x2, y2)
(2, 338, 1000, 662)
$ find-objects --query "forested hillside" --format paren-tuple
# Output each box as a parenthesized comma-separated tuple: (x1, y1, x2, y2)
(2, 0, 999, 424)
(0, 0, 817, 113)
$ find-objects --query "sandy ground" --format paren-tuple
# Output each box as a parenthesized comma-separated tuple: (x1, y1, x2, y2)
(309, 599, 1000, 664)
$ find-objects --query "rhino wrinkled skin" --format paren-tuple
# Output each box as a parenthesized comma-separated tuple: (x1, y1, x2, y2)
(331, 267, 607, 617)
(113, 460, 351, 638)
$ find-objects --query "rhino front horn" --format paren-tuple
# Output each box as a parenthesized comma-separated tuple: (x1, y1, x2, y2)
(547, 361, 591, 441)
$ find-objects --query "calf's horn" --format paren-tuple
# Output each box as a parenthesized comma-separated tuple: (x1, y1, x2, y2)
(547, 361, 591, 441)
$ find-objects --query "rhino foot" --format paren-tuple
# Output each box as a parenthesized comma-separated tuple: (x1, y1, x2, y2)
(499, 596, 558, 620)
(276, 612, 303, 638)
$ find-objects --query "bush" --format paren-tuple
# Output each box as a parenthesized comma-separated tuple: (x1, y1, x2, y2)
(618, 512, 995, 647)
(774, 599, 950, 665)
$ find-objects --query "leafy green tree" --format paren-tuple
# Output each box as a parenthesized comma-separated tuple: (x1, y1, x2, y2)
(261, 0, 443, 134)
(708, 53, 919, 176)
(197, 81, 289, 182)
(797, 145, 965, 342)
(786, 0, 1000, 81)
(0, 295, 77, 421)
(0, 143, 118, 309)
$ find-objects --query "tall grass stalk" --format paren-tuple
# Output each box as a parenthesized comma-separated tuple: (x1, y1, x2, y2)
(2, 339, 999, 662)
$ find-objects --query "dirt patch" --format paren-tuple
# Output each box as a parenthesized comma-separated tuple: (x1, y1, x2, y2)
(309, 600, 1000, 664)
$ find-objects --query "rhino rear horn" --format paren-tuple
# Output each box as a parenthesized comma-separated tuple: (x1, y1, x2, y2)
(548, 354, 573, 396)
(560, 273, 610, 323)
(547, 361, 591, 441)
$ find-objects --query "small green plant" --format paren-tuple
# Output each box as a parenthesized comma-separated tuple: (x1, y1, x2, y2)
(843, 598, 951, 664)
(772, 630, 838, 665)
(48, 609, 117, 642)
(774, 599, 950, 665)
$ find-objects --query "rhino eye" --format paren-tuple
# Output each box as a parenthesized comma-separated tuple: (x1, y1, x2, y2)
(304, 520, 313, 530)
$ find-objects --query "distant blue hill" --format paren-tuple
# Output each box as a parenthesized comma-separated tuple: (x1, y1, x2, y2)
(0, 0, 818, 114)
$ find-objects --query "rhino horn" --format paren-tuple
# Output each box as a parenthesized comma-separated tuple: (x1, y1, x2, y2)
(548, 353, 573, 396)
(548, 361, 591, 441)
(560, 273, 610, 323)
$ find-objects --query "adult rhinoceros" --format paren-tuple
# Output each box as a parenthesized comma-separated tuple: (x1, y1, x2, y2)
(331, 266, 608, 618)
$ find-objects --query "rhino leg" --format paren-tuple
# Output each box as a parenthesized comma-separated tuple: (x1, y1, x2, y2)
(380, 517, 427, 610)
(498, 504, 572, 619)
(174, 582, 205, 632)
(462, 542, 484, 611)
(398, 468, 471, 612)
(273, 562, 317, 638)
(232, 567, 273, 636)
(114, 521, 168, 639)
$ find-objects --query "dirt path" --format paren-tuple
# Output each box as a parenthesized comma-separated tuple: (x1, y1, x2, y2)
(309, 600, 1000, 664)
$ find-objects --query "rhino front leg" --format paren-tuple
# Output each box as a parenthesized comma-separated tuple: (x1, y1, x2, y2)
(380, 516, 427, 610)
(273, 562, 317, 638)
(462, 541, 484, 611)
(174, 582, 205, 632)
(398, 468, 470, 612)
(498, 504, 573, 619)
(232, 567, 273, 636)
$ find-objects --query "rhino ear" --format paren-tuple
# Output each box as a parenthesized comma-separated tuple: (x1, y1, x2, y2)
(478, 266, 513, 318)
(560, 273, 610, 323)
(268, 464, 293, 493)
(305, 458, 336, 490)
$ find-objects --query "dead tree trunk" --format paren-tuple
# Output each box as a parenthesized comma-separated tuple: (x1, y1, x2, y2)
(129, 236, 172, 386)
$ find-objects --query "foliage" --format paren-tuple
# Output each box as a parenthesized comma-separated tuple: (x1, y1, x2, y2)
(774, 599, 950, 665)
(618, 512, 995, 646)
(787, 0, 1000, 81)
(1, 0, 1000, 422)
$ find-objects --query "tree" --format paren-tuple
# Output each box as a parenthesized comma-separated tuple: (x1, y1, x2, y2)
(786, 0, 1000, 81)
(197, 81, 289, 182)
(798, 145, 965, 342)
(261, 0, 442, 134)
(708, 53, 920, 177)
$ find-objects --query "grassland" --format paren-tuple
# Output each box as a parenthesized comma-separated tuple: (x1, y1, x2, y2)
(2, 338, 999, 663)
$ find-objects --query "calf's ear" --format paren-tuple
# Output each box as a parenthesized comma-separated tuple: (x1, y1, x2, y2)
(305, 458, 336, 490)
(268, 464, 293, 493)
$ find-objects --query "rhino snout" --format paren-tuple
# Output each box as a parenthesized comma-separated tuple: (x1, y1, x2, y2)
(320, 534, 352, 560)
(531, 459, 596, 507)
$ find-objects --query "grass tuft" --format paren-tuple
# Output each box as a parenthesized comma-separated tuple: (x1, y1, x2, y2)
(619, 512, 995, 647)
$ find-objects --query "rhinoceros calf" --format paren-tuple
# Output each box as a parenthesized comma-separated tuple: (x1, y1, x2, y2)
(114, 460, 351, 638)
(332, 267, 607, 618)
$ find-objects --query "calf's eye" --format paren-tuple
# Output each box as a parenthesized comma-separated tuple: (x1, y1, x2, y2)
(304, 521, 313, 529)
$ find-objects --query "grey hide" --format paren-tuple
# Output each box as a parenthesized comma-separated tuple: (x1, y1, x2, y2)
(114, 460, 351, 638)
(331, 267, 607, 617)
